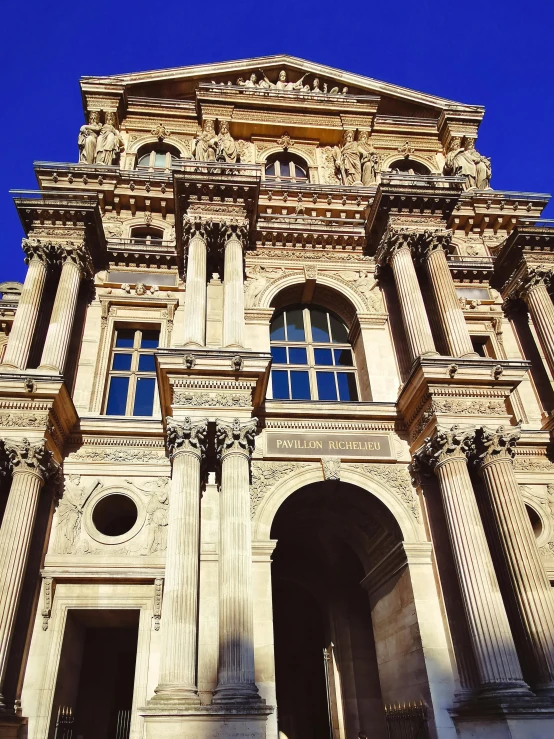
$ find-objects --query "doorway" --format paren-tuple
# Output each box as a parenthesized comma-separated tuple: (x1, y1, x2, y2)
(50, 609, 139, 739)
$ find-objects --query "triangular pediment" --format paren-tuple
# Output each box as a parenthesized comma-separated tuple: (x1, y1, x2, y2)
(81, 54, 483, 120)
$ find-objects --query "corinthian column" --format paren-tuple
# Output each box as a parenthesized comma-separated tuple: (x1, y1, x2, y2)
(519, 268, 554, 378)
(213, 418, 262, 703)
(2, 241, 53, 370)
(182, 219, 209, 347)
(0, 439, 55, 707)
(416, 426, 529, 696)
(39, 244, 91, 373)
(474, 425, 554, 695)
(414, 230, 476, 358)
(222, 224, 246, 348)
(376, 228, 437, 362)
(151, 417, 208, 705)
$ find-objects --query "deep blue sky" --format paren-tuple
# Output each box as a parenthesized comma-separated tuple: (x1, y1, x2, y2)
(2, 0, 553, 283)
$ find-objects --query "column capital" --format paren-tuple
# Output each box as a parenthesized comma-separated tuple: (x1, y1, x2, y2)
(21, 238, 58, 266)
(374, 226, 414, 266)
(507, 265, 554, 302)
(215, 417, 257, 462)
(412, 228, 453, 264)
(473, 424, 521, 469)
(56, 242, 93, 279)
(219, 218, 249, 248)
(165, 416, 208, 461)
(2, 438, 57, 481)
(182, 215, 213, 244)
(415, 424, 474, 472)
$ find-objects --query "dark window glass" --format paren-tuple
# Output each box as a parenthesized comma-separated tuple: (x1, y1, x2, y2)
(272, 370, 289, 399)
(141, 330, 160, 348)
(288, 347, 307, 365)
(271, 346, 287, 364)
(330, 314, 349, 343)
(133, 377, 156, 415)
(138, 354, 156, 372)
(337, 372, 358, 401)
(286, 309, 305, 341)
(112, 354, 132, 371)
(310, 309, 330, 342)
(270, 312, 286, 341)
(290, 371, 311, 400)
(314, 348, 333, 365)
(106, 377, 130, 415)
(266, 162, 276, 177)
(334, 348, 353, 366)
(115, 330, 134, 348)
(316, 372, 337, 401)
(471, 337, 488, 357)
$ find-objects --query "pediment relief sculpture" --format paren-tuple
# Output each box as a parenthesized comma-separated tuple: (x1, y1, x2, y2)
(215, 68, 349, 96)
(443, 135, 491, 190)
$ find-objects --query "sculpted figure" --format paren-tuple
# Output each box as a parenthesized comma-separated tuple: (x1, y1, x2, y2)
(54, 475, 100, 554)
(444, 136, 491, 190)
(217, 120, 238, 163)
(238, 73, 258, 88)
(94, 112, 124, 165)
(191, 120, 218, 162)
(333, 130, 363, 185)
(128, 478, 170, 554)
(358, 131, 380, 185)
(244, 264, 285, 307)
(260, 68, 307, 91)
(311, 78, 323, 94)
(78, 111, 102, 164)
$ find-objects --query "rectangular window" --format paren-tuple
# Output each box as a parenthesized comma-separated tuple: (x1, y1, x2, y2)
(105, 327, 160, 416)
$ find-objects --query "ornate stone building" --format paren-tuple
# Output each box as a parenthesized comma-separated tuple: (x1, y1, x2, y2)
(1, 55, 554, 739)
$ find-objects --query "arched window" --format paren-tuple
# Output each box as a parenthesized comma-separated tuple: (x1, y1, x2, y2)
(130, 226, 164, 243)
(270, 306, 358, 401)
(387, 159, 430, 175)
(265, 153, 309, 183)
(136, 144, 179, 171)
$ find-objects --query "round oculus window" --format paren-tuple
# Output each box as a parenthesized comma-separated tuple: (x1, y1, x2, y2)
(92, 494, 138, 537)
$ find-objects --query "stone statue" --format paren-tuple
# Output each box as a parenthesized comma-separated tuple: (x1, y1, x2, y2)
(260, 69, 308, 91)
(238, 73, 258, 88)
(191, 120, 218, 162)
(128, 478, 170, 554)
(53, 475, 100, 554)
(358, 131, 380, 185)
(443, 136, 491, 190)
(217, 120, 238, 163)
(94, 112, 124, 165)
(78, 111, 102, 164)
(333, 130, 363, 185)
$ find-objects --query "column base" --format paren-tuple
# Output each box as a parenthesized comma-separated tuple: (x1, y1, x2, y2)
(450, 692, 554, 739)
(140, 703, 273, 739)
(213, 683, 266, 705)
(148, 684, 201, 707)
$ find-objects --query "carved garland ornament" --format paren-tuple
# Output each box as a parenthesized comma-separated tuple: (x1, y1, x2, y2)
(349, 463, 421, 522)
(250, 461, 305, 518)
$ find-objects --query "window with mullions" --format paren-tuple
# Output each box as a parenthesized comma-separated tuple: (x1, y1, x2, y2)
(265, 153, 309, 183)
(270, 307, 358, 402)
(136, 146, 179, 171)
(105, 328, 160, 416)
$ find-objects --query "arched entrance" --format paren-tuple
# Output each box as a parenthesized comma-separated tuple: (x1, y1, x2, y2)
(270, 480, 404, 739)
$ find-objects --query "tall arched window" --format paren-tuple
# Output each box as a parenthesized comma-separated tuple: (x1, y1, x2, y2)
(136, 144, 179, 171)
(270, 306, 358, 401)
(265, 153, 308, 183)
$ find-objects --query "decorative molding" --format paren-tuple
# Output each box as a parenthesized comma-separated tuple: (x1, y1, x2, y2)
(153, 577, 164, 630)
(250, 461, 304, 518)
(173, 390, 251, 408)
(348, 463, 421, 521)
(67, 448, 166, 463)
(41, 577, 54, 631)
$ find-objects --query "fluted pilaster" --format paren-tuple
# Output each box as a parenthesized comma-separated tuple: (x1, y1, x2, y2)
(182, 220, 208, 347)
(152, 417, 208, 704)
(222, 225, 246, 348)
(213, 417, 261, 703)
(475, 425, 554, 695)
(39, 244, 91, 373)
(2, 242, 53, 369)
(0, 439, 55, 706)
(416, 426, 529, 696)
(377, 229, 436, 361)
(415, 230, 476, 358)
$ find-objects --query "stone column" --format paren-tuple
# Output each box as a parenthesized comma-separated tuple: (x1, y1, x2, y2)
(182, 220, 208, 347)
(376, 229, 437, 362)
(0, 439, 55, 708)
(415, 425, 530, 696)
(519, 268, 554, 379)
(213, 418, 262, 703)
(151, 417, 208, 705)
(2, 241, 52, 370)
(222, 225, 246, 348)
(474, 425, 554, 695)
(415, 230, 476, 358)
(39, 244, 91, 373)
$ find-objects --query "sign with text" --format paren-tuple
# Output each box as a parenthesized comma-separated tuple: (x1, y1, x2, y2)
(265, 431, 393, 459)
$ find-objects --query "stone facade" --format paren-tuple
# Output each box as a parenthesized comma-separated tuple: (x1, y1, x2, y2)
(0, 55, 553, 739)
